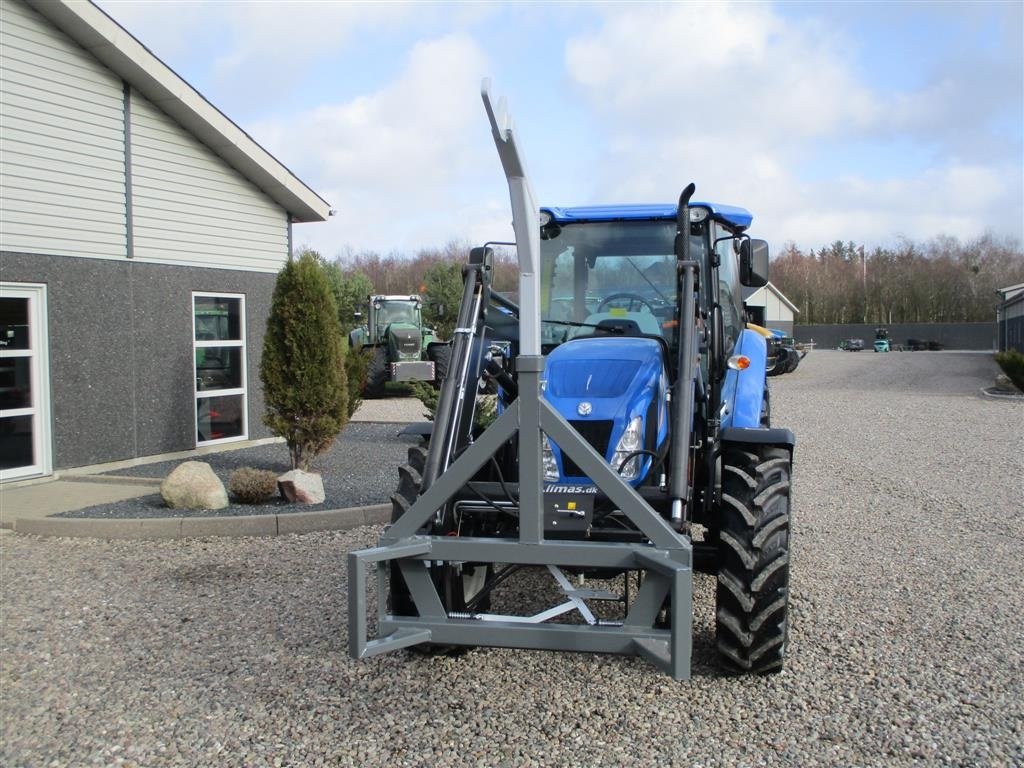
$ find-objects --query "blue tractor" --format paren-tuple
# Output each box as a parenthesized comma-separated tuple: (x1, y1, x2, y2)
(349, 83, 794, 679)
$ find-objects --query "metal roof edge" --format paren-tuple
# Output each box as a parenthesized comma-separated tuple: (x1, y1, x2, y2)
(25, 0, 331, 223)
(765, 281, 800, 314)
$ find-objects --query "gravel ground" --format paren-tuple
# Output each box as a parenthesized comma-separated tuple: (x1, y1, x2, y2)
(3, 351, 1023, 767)
(55, 423, 421, 518)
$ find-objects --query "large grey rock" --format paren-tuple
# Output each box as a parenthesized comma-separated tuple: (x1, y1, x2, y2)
(160, 461, 228, 510)
(277, 470, 325, 505)
(994, 373, 1020, 392)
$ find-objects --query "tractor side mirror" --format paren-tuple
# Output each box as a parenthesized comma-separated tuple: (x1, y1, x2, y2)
(432, 303, 445, 316)
(353, 311, 363, 321)
(740, 239, 769, 287)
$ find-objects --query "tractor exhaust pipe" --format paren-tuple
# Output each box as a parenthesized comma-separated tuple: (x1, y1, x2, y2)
(669, 183, 698, 528)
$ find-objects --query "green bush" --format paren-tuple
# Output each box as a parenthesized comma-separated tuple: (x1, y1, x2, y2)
(995, 349, 1024, 391)
(261, 252, 348, 470)
(345, 347, 372, 418)
(407, 380, 439, 419)
(228, 467, 279, 504)
(407, 381, 496, 433)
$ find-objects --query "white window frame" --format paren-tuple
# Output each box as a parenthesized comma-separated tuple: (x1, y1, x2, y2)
(0, 282, 52, 481)
(192, 292, 248, 446)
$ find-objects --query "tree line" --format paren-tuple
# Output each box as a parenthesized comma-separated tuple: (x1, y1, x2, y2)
(770, 234, 1024, 325)
(304, 230, 1024, 334)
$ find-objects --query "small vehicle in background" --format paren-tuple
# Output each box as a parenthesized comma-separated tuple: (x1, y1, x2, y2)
(846, 338, 864, 352)
(874, 327, 890, 353)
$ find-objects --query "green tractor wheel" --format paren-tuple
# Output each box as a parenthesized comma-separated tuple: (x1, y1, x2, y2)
(363, 346, 388, 397)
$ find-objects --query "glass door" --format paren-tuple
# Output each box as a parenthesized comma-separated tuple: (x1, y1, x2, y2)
(0, 284, 51, 481)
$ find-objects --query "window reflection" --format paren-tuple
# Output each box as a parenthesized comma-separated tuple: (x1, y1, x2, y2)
(194, 296, 242, 341)
(0, 298, 30, 350)
(195, 347, 243, 391)
(0, 415, 33, 469)
(196, 395, 244, 443)
(0, 357, 32, 410)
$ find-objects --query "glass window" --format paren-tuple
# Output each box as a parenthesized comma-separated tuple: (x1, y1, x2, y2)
(0, 415, 34, 470)
(539, 220, 709, 350)
(194, 296, 242, 341)
(715, 228, 744, 349)
(196, 394, 244, 443)
(0, 298, 30, 350)
(0, 357, 32, 410)
(193, 294, 246, 445)
(0, 284, 50, 481)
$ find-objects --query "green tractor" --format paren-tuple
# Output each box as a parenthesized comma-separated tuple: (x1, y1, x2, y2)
(348, 295, 446, 396)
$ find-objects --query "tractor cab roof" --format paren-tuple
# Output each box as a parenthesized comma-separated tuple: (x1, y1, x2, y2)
(541, 203, 753, 232)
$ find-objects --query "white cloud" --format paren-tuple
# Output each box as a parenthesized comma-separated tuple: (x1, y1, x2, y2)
(562, 2, 1022, 250)
(255, 35, 514, 257)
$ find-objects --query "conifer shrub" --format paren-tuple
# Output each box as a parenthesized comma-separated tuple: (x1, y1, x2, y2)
(995, 349, 1024, 391)
(261, 253, 348, 470)
(228, 467, 279, 504)
(345, 347, 371, 418)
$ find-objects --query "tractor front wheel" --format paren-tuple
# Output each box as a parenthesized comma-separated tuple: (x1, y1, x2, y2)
(387, 445, 492, 650)
(363, 346, 388, 397)
(715, 445, 792, 674)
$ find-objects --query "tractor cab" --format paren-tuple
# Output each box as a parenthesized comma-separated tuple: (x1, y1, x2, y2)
(536, 204, 762, 489)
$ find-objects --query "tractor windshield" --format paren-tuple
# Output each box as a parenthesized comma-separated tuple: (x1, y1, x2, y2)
(540, 220, 706, 348)
(376, 301, 420, 327)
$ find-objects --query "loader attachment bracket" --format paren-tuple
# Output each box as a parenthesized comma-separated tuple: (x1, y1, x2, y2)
(346, 79, 695, 680)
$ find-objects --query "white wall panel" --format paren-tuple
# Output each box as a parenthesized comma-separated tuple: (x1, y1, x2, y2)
(130, 92, 288, 272)
(0, 0, 127, 258)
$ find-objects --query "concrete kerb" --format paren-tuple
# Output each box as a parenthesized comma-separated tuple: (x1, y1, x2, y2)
(12, 503, 391, 540)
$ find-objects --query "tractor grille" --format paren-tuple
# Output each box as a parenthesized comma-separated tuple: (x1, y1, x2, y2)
(560, 419, 614, 478)
(392, 328, 421, 356)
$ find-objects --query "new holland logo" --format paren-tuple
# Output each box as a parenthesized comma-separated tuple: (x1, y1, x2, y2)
(577, 401, 593, 416)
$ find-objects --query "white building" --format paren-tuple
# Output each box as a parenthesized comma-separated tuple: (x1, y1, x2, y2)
(0, 0, 329, 481)
(742, 282, 799, 336)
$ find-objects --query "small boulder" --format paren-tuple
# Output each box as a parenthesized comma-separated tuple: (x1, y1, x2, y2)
(277, 470, 326, 505)
(994, 373, 1020, 393)
(161, 461, 228, 510)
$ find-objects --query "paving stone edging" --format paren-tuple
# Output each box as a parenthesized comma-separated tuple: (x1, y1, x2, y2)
(12, 504, 391, 540)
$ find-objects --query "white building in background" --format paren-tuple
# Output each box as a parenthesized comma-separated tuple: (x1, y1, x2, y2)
(742, 282, 799, 336)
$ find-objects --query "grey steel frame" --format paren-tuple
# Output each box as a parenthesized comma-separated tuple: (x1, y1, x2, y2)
(347, 81, 695, 679)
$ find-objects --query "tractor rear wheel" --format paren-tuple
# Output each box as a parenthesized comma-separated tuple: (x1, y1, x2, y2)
(428, 343, 451, 388)
(387, 446, 492, 640)
(715, 445, 791, 674)
(364, 346, 388, 397)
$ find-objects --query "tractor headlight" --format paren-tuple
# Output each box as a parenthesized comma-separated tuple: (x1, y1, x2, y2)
(611, 416, 643, 481)
(542, 433, 559, 482)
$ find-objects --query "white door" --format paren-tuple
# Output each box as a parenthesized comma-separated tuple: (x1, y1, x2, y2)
(0, 283, 52, 481)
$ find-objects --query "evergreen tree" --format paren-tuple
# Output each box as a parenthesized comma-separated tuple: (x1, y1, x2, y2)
(261, 252, 348, 470)
(422, 260, 464, 339)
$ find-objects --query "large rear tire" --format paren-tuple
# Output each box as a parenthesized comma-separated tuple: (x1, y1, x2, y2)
(715, 445, 792, 674)
(364, 346, 388, 397)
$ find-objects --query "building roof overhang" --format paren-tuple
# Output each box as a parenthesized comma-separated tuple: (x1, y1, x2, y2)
(26, 0, 331, 223)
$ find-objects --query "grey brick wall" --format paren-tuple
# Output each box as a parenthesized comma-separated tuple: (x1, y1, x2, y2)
(2, 252, 276, 469)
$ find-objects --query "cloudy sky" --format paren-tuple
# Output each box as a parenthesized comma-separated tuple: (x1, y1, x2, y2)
(96, 0, 1023, 259)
